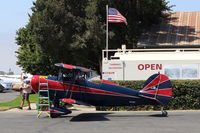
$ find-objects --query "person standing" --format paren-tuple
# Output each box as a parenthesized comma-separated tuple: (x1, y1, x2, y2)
(18, 80, 32, 110)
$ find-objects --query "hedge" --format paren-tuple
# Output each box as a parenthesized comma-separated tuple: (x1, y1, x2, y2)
(96, 80, 200, 111)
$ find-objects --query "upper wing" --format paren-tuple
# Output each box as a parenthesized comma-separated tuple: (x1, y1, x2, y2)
(55, 63, 93, 72)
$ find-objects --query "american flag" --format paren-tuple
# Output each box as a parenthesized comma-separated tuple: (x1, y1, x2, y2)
(108, 8, 127, 25)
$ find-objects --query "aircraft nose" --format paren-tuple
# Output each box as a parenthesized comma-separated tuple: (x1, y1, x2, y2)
(31, 75, 40, 93)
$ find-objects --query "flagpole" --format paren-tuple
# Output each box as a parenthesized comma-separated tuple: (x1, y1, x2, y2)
(106, 5, 109, 60)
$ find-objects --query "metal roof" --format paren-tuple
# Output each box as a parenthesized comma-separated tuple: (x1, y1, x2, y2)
(138, 11, 200, 47)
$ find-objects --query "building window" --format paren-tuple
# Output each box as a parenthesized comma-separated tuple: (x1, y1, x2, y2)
(164, 65, 181, 79)
(164, 64, 198, 79)
(182, 65, 198, 79)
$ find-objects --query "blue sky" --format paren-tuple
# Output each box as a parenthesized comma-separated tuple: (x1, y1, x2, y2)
(168, 0, 200, 11)
(0, 0, 34, 74)
(0, 0, 200, 74)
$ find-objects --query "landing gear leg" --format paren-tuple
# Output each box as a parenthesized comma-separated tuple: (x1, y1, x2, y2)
(161, 107, 168, 117)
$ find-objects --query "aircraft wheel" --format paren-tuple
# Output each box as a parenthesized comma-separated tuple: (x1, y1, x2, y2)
(161, 110, 168, 117)
(50, 113, 60, 118)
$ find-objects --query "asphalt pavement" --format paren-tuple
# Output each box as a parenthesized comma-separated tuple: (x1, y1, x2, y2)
(0, 110, 200, 133)
(1, 91, 200, 133)
(0, 89, 20, 103)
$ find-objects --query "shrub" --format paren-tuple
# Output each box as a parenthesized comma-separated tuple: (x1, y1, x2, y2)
(96, 80, 200, 111)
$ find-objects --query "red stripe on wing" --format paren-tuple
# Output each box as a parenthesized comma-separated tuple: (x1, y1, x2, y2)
(62, 98, 76, 104)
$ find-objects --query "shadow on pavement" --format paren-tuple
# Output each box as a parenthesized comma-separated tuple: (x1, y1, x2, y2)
(70, 113, 112, 122)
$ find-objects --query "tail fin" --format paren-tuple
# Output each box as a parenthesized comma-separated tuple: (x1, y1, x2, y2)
(139, 73, 172, 105)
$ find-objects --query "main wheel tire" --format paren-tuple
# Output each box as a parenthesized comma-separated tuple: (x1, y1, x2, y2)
(161, 110, 168, 117)
(50, 113, 60, 118)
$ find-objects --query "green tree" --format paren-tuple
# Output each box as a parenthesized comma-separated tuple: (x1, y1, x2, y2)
(16, 0, 171, 75)
(107, 0, 170, 48)
(16, 26, 54, 74)
(16, 0, 88, 75)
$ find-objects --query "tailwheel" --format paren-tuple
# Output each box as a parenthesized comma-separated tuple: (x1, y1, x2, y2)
(161, 108, 168, 117)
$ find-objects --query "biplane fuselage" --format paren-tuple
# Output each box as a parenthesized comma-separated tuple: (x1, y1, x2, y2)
(31, 63, 172, 117)
(32, 76, 160, 106)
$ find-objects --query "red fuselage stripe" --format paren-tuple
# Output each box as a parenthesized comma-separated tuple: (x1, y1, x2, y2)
(37, 80, 136, 98)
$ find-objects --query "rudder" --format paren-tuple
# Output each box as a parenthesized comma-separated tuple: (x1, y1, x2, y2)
(139, 73, 172, 105)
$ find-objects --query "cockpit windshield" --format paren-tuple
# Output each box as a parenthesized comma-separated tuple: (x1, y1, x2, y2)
(55, 63, 99, 82)
(57, 68, 88, 82)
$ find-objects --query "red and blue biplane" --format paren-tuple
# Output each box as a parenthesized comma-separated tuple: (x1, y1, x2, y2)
(31, 63, 172, 118)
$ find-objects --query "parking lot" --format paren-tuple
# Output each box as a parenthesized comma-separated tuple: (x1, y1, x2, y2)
(0, 89, 19, 103)
(0, 110, 200, 133)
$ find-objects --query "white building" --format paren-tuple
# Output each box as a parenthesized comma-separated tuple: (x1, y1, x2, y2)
(102, 45, 200, 80)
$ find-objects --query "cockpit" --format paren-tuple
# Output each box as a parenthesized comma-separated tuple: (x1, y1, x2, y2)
(57, 68, 87, 82)
(54, 63, 99, 83)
